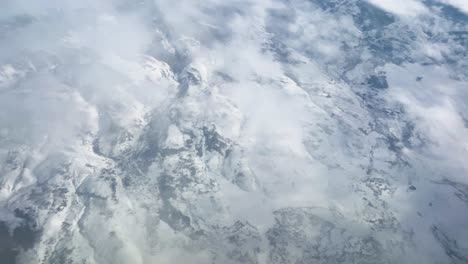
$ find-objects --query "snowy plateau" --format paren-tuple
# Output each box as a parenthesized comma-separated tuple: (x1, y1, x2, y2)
(1, 0, 468, 263)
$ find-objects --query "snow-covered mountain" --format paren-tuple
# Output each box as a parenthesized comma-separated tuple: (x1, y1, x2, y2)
(1, 0, 468, 263)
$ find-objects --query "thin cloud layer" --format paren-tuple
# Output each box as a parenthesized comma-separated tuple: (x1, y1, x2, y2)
(366, 0, 430, 17)
(0, 0, 468, 264)
(438, 0, 468, 14)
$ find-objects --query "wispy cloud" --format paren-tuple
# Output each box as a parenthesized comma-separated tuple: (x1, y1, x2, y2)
(1, 0, 468, 263)
(437, 0, 468, 14)
(366, 0, 429, 17)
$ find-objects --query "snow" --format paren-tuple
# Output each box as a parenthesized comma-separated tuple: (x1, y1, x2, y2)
(164, 125, 185, 149)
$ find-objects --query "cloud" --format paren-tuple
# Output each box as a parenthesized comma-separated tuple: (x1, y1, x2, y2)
(366, 0, 429, 17)
(385, 63, 468, 174)
(1, 0, 468, 263)
(437, 0, 468, 14)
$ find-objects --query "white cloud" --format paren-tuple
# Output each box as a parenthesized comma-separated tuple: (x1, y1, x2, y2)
(366, 0, 430, 17)
(1, 0, 468, 263)
(385, 63, 468, 176)
(437, 0, 468, 14)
